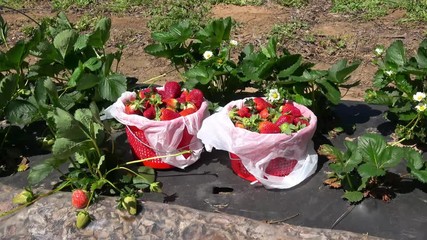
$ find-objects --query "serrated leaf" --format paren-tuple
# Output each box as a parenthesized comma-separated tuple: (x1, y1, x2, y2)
(152, 20, 191, 44)
(74, 34, 89, 51)
(315, 79, 341, 105)
(59, 91, 83, 110)
(343, 191, 364, 203)
(53, 29, 78, 59)
(5, 100, 39, 126)
(52, 138, 90, 157)
(184, 65, 215, 85)
(97, 74, 127, 101)
(261, 37, 277, 58)
(357, 162, 385, 178)
(83, 57, 102, 71)
(405, 148, 425, 170)
(364, 89, 393, 105)
(0, 74, 18, 110)
(53, 108, 87, 140)
(277, 54, 302, 78)
(87, 18, 111, 48)
(74, 152, 88, 164)
(357, 133, 387, 166)
(410, 169, 427, 183)
(137, 166, 156, 183)
(28, 157, 68, 185)
(328, 59, 360, 83)
(76, 73, 100, 91)
(144, 43, 172, 58)
(1, 40, 27, 71)
(385, 40, 406, 66)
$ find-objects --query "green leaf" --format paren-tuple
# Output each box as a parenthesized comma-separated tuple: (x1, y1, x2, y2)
(137, 166, 156, 183)
(152, 20, 191, 44)
(144, 43, 172, 58)
(59, 91, 83, 110)
(83, 57, 102, 71)
(76, 73, 100, 91)
(357, 162, 385, 178)
(74, 34, 89, 51)
(97, 74, 127, 101)
(357, 133, 387, 167)
(184, 65, 215, 85)
(385, 40, 406, 66)
(90, 178, 107, 191)
(28, 161, 54, 186)
(87, 18, 111, 48)
(0, 74, 18, 110)
(53, 108, 87, 140)
(364, 89, 393, 105)
(5, 100, 39, 126)
(342, 191, 364, 203)
(328, 59, 360, 83)
(315, 79, 341, 105)
(53, 29, 78, 59)
(261, 37, 277, 58)
(52, 138, 90, 157)
(405, 148, 425, 170)
(28, 157, 68, 185)
(0, 40, 27, 71)
(277, 54, 302, 78)
(410, 169, 427, 183)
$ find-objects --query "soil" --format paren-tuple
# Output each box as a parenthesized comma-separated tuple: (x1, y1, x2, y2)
(1, 0, 427, 101)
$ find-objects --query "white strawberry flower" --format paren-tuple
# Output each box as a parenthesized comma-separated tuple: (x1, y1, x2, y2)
(413, 92, 426, 102)
(374, 47, 384, 56)
(267, 88, 280, 102)
(415, 103, 427, 112)
(203, 50, 213, 60)
(384, 70, 394, 76)
(229, 40, 238, 46)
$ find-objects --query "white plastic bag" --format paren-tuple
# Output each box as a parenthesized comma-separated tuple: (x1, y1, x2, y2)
(104, 91, 209, 169)
(197, 98, 318, 189)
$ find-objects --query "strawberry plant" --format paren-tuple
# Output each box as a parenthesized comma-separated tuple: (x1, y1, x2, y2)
(145, 17, 360, 121)
(0, 11, 164, 228)
(365, 39, 427, 145)
(318, 133, 427, 203)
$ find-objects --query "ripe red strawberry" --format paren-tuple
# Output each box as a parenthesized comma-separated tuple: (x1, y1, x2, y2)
(164, 81, 182, 99)
(72, 189, 89, 209)
(258, 121, 281, 134)
(143, 105, 156, 119)
(159, 108, 181, 121)
(281, 102, 301, 117)
(275, 114, 294, 126)
(186, 89, 204, 109)
(124, 101, 141, 115)
(253, 97, 272, 112)
(294, 117, 310, 126)
(179, 107, 197, 116)
(237, 106, 251, 118)
(259, 108, 270, 119)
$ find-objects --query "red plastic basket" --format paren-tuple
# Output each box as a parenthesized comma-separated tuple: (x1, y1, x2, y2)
(229, 153, 297, 182)
(125, 125, 193, 169)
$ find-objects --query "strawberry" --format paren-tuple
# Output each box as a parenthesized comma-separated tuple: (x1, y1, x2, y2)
(258, 121, 281, 134)
(122, 195, 137, 215)
(163, 98, 179, 110)
(281, 102, 301, 117)
(72, 189, 89, 209)
(275, 114, 294, 126)
(159, 108, 181, 121)
(179, 107, 197, 116)
(259, 108, 270, 119)
(76, 210, 90, 229)
(139, 87, 157, 99)
(186, 89, 204, 109)
(235, 121, 245, 129)
(164, 81, 182, 99)
(237, 106, 251, 118)
(124, 100, 141, 115)
(294, 117, 310, 126)
(253, 97, 272, 112)
(143, 105, 156, 119)
(12, 188, 34, 205)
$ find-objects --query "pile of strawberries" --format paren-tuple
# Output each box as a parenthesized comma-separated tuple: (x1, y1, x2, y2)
(124, 81, 204, 120)
(229, 97, 310, 134)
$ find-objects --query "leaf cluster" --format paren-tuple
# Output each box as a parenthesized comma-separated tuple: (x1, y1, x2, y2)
(145, 17, 360, 113)
(319, 133, 427, 203)
(365, 39, 427, 144)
